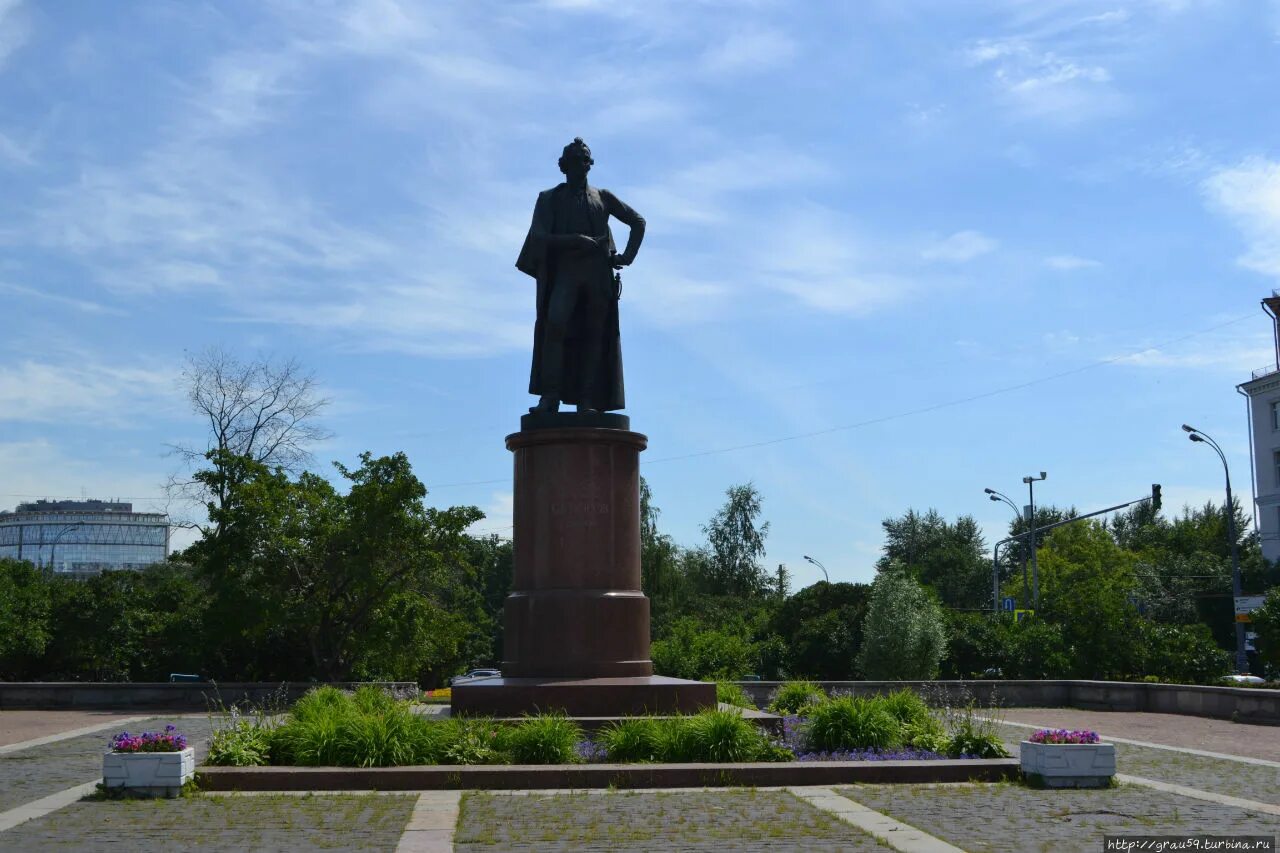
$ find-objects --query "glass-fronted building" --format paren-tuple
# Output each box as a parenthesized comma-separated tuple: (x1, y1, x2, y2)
(0, 499, 170, 577)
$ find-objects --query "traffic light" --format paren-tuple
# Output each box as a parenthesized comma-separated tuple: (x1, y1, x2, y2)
(1151, 483, 1162, 513)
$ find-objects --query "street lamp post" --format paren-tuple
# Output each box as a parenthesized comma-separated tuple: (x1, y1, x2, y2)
(1182, 424, 1249, 674)
(802, 555, 829, 583)
(46, 523, 85, 574)
(1023, 472, 1047, 606)
(985, 488, 1029, 610)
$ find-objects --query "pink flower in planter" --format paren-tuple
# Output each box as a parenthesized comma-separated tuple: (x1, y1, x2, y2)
(1028, 728, 1100, 745)
(109, 724, 189, 753)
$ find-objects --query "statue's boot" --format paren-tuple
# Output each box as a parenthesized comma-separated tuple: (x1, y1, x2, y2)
(529, 394, 559, 414)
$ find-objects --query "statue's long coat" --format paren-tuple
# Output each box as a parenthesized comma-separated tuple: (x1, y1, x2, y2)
(516, 183, 625, 412)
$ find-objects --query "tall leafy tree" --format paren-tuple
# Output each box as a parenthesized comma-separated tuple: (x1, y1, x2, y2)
(878, 509, 989, 608)
(858, 564, 947, 680)
(698, 483, 771, 598)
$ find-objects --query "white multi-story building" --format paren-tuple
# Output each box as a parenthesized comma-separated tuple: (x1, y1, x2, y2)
(0, 499, 170, 577)
(1238, 293, 1280, 566)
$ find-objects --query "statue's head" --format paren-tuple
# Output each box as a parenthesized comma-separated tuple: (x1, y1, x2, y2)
(558, 137, 593, 180)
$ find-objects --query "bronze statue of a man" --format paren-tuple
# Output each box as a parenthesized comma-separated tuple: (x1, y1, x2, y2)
(517, 138, 645, 414)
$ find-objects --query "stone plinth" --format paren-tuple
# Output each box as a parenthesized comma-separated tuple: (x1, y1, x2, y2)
(452, 415, 715, 717)
(450, 676, 714, 717)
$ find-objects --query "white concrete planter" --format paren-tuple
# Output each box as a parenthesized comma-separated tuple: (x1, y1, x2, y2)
(1020, 740, 1115, 788)
(102, 747, 195, 797)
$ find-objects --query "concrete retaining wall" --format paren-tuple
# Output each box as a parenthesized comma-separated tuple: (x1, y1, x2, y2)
(735, 680, 1280, 725)
(0, 681, 419, 711)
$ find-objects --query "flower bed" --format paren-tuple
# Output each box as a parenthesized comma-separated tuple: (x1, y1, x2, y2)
(207, 684, 1011, 770)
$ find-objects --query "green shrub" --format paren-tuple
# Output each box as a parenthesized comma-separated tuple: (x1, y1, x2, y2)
(767, 680, 827, 715)
(684, 709, 766, 763)
(336, 702, 419, 767)
(275, 712, 344, 766)
(437, 719, 502, 765)
(715, 681, 754, 709)
(351, 685, 399, 717)
(654, 717, 700, 763)
(599, 718, 665, 763)
(901, 716, 949, 753)
(944, 706, 1009, 758)
(806, 697, 902, 752)
(206, 720, 273, 766)
(290, 686, 353, 723)
(506, 714, 581, 765)
(878, 688, 931, 727)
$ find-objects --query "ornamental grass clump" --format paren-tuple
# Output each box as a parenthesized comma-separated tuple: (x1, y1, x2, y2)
(715, 681, 755, 709)
(805, 696, 901, 752)
(1028, 729, 1100, 745)
(767, 680, 827, 716)
(109, 725, 188, 753)
(598, 718, 665, 763)
(685, 709, 767, 763)
(506, 713, 582, 764)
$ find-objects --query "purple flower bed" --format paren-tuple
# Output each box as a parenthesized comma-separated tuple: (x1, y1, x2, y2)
(1028, 728, 1100, 745)
(109, 724, 189, 753)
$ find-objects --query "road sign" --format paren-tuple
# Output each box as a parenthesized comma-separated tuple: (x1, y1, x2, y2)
(1002, 597, 1016, 612)
(1014, 609, 1034, 623)
(1235, 595, 1266, 623)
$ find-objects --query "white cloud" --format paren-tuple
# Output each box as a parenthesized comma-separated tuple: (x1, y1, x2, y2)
(1114, 339, 1273, 373)
(465, 491, 513, 539)
(0, 282, 126, 315)
(0, 0, 30, 69)
(965, 35, 1118, 122)
(754, 207, 913, 316)
(0, 358, 180, 425)
(701, 27, 796, 75)
(922, 230, 998, 263)
(1045, 254, 1101, 270)
(1202, 157, 1280, 277)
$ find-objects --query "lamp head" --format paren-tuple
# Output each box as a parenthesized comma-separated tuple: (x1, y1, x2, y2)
(983, 488, 994, 494)
(989, 494, 1000, 501)
(1189, 433, 1205, 443)
(1181, 424, 1195, 434)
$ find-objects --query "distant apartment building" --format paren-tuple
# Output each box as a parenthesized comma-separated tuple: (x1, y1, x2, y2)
(1238, 293, 1280, 566)
(0, 499, 170, 576)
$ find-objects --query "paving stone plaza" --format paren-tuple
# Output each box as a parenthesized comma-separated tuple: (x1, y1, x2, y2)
(0, 708, 1277, 851)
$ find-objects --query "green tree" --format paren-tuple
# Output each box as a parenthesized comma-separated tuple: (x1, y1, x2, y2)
(650, 616, 760, 680)
(188, 449, 482, 680)
(857, 565, 947, 680)
(0, 558, 52, 677)
(697, 483, 771, 598)
(1035, 521, 1143, 679)
(640, 477, 685, 610)
(878, 509, 989, 608)
(1253, 587, 1280, 676)
(771, 581, 870, 679)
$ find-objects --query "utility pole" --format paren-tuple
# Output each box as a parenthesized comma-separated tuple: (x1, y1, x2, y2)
(1023, 472, 1047, 606)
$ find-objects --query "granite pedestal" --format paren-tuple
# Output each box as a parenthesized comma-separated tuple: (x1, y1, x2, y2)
(452, 413, 715, 717)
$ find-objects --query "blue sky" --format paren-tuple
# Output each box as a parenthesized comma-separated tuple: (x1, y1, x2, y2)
(2, 0, 1279, 585)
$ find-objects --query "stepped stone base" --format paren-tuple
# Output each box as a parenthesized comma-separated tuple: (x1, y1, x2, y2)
(450, 676, 716, 718)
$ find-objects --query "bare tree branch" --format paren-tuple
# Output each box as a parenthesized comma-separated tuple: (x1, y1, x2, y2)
(164, 347, 333, 539)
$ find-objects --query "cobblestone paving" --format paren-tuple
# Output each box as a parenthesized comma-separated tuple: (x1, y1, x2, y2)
(843, 782, 1280, 853)
(455, 789, 892, 851)
(0, 715, 214, 814)
(1000, 708, 1280, 762)
(993, 723, 1280, 804)
(1, 793, 415, 852)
